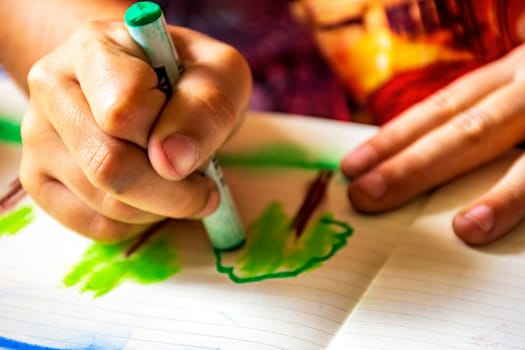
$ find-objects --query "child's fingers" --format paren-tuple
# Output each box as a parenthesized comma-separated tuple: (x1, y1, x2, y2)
(147, 63, 241, 180)
(20, 111, 163, 225)
(453, 151, 525, 245)
(348, 77, 525, 213)
(68, 21, 166, 148)
(20, 171, 149, 243)
(26, 62, 219, 219)
(341, 57, 514, 179)
(147, 27, 251, 180)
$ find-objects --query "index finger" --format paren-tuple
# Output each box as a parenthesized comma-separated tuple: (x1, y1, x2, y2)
(72, 21, 167, 148)
(341, 57, 515, 178)
(348, 77, 525, 213)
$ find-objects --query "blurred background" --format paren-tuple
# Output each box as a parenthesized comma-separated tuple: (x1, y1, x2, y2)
(292, 0, 525, 123)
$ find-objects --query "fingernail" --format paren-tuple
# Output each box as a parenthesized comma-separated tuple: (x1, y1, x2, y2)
(195, 189, 220, 218)
(342, 145, 378, 178)
(354, 172, 387, 200)
(162, 133, 199, 178)
(461, 205, 495, 234)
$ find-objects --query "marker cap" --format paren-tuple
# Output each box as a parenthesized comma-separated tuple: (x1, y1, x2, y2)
(125, 2, 162, 27)
(124, 1, 182, 90)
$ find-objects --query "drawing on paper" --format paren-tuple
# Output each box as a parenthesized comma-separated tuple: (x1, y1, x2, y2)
(63, 221, 180, 297)
(1, 143, 354, 297)
(216, 202, 352, 283)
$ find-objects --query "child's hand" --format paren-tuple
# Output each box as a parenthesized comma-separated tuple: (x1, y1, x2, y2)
(19, 20, 252, 242)
(342, 43, 525, 245)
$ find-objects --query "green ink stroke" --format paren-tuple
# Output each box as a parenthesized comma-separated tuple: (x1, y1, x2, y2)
(63, 233, 180, 297)
(215, 202, 353, 283)
(0, 205, 34, 237)
(0, 117, 22, 144)
(218, 143, 340, 170)
(63, 201, 353, 296)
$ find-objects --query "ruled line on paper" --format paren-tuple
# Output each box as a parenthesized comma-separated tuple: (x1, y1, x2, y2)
(1, 301, 334, 339)
(384, 250, 525, 283)
(329, 234, 525, 349)
(332, 331, 483, 350)
(349, 310, 525, 339)
(0, 306, 325, 348)
(0, 283, 346, 329)
(372, 276, 525, 308)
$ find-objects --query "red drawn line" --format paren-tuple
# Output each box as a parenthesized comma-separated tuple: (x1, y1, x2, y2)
(0, 178, 26, 214)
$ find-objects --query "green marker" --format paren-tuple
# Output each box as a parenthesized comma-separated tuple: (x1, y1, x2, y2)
(125, 2, 246, 251)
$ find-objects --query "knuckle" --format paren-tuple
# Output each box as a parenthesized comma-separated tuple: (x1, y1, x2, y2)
(70, 21, 111, 65)
(219, 45, 252, 101)
(96, 78, 158, 143)
(84, 139, 128, 193)
(101, 97, 134, 136)
(222, 45, 247, 70)
(427, 89, 459, 116)
(452, 109, 493, 145)
(193, 85, 237, 134)
(27, 59, 55, 91)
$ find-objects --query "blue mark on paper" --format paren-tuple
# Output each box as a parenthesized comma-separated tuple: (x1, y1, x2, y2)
(0, 335, 120, 350)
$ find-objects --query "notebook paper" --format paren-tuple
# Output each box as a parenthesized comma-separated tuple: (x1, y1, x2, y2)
(0, 109, 425, 350)
(329, 152, 525, 349)
(6, 77, 525, 349)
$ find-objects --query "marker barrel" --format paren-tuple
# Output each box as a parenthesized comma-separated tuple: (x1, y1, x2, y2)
(125, 2, 246, 251)
(125, 2, 182, 95)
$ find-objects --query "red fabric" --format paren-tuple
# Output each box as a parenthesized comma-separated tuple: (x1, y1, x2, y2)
(368, 60, 481, 124)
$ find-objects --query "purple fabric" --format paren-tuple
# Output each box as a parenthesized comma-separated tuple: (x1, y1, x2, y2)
(158, 0, 351, 121)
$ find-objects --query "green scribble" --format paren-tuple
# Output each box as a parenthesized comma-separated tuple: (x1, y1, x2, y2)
(215, 202, 353, 283)
(0, 117, 22, 144)
(63, 233, 180, 297)
(63, 201, 353, 295)
(0, 205, 34, 236)
(218, 143, 340, 170)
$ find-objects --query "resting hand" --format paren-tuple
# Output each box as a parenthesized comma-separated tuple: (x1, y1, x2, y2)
(342, 43, 525, 245)
(20, 20, 252, 242)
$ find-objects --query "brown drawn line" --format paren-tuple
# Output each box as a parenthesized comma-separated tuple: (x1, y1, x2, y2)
(0, 178, 26, 214)
(125, 219, 171, 257)
(290, 170, 334, 238)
